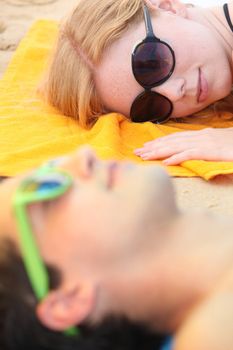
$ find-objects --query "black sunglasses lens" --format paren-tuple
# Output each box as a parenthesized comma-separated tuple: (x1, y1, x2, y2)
(133, 42, 174, 87)
(130, 91, 172, 124)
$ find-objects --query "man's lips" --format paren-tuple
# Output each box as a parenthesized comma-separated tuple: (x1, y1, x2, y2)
(106, 161, 135, 189)
(197, 68, 209, 103)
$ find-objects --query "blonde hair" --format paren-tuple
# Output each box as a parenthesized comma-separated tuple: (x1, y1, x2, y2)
(44, 0, 233, 128)
(43, 0, 144, 128)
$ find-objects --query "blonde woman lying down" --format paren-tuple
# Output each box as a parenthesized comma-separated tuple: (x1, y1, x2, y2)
(43, 0, 233, 164)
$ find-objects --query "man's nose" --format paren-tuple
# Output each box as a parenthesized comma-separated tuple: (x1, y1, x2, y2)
(59, 146, 98, 179)
(154, 77, 186, 102)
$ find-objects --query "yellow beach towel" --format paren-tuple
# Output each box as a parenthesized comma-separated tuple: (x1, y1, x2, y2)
(1, 20, 233, 179)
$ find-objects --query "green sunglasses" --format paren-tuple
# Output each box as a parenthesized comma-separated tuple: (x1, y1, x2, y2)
(13, 163, 79, 337)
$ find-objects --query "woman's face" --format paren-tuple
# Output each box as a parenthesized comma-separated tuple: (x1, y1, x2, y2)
(94, 5, 233, 120)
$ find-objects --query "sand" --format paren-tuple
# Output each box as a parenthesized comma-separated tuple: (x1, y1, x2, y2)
(1, 0, 233, 216)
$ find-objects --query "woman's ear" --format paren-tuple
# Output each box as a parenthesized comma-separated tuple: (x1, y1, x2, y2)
(36, 281, 96, 331)
(144, 0, 188, 17)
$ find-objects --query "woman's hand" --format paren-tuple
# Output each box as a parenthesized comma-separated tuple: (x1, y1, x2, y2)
(134, 127, 233, 165)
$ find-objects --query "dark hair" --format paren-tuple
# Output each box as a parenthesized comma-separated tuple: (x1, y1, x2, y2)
(0, 239, 167, 350)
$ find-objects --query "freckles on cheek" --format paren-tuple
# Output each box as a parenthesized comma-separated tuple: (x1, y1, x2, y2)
(97, 57, 138, 115)
(104, 79, 135, 115)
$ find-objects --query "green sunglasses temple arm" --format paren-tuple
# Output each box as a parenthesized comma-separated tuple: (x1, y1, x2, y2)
(14, 202, 49, 300)
(14, 187, 79, 337)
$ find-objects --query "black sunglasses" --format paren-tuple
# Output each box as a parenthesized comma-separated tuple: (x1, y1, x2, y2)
(130, 4, 175, 124)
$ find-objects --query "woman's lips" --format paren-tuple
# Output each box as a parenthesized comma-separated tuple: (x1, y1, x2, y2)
(197, 68, 209, 103)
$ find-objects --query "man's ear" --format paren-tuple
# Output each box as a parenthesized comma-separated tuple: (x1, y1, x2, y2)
(144, 0, 188, 17)
(36, 282, 96, 331)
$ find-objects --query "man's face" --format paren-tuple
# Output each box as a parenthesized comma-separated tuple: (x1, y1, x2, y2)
(28, 147, 177, 278)
(0, 147, 177, 327)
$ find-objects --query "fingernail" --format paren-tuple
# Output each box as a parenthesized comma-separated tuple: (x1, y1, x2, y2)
(134, 150, 143, 155)
(140, 153, 151, 160)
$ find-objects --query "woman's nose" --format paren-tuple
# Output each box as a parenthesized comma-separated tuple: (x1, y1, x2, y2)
(154, 77, 186, 102)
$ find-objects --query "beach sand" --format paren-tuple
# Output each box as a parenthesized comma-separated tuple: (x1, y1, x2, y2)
(1, 0, 233, 216)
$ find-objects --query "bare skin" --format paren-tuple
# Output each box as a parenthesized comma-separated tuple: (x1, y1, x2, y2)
(94, 0, 233, 164)
(135, 127, 233, 165)
(0, 147, 233, 349)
